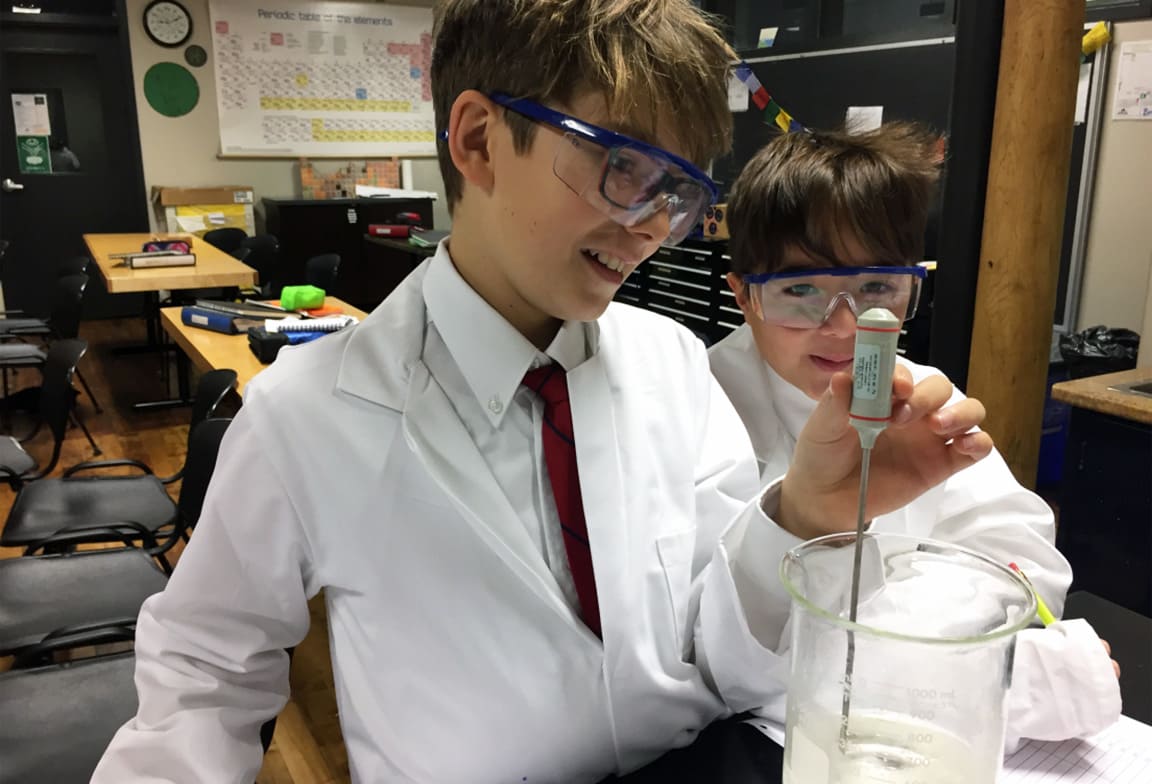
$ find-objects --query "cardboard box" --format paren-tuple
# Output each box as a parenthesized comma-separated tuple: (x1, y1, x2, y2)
(151, 185, 254, 206)
(150, 185, 256, 237)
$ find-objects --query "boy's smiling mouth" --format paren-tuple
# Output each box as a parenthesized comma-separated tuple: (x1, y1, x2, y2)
(810, 354, 854, 372)
(582, 248, 627, 273)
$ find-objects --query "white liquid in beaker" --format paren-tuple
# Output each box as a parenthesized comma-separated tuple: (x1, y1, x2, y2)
(783, 711, 998, 784)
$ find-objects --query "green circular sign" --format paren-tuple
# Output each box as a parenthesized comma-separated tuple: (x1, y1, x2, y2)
(143, 61, 199, 117)
(184, 44, 207, 68)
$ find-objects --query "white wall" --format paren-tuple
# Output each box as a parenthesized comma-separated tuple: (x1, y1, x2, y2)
(124, 0, 449, 231)
(1078, 19, 1152, 336)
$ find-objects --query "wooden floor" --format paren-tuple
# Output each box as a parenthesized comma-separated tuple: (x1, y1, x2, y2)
(0, 318, 350, 783)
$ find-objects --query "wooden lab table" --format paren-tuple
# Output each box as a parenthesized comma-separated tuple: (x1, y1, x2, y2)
(83, 232, 257, 295)
(1051, 367, 1152, 425)
(84, 233, 259, 408)
(83, 232, 257, 346)
(159, 298, 367, 396)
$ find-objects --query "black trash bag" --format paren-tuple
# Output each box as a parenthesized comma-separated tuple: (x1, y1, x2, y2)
(1059, 325, 1141, 379)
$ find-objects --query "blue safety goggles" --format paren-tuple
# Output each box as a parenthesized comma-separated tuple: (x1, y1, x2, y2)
(742, 266, 927, 328)
(485, 93, 718, 245)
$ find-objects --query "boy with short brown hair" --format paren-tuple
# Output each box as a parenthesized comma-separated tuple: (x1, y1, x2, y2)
(431, 0, 735, 207)
(95, 6, 998, 782)
(710, 124, 1121, 747)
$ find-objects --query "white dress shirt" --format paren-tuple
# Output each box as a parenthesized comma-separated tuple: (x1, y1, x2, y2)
(423, 254, 592, 614)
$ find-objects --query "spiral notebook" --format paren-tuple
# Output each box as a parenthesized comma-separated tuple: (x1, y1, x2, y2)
(264, 315, 358, 334)
(1000, 715, 1152, 782)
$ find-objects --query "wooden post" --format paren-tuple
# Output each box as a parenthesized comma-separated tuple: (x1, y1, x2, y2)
(966, 0, 1085, 488)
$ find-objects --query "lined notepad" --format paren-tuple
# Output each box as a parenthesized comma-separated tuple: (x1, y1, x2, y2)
(264, 315, 358, 333)
(1001, 716, 1152, 782)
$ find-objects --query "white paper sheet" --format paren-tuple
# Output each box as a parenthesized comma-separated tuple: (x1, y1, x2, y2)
(1001, 715, 1152, 782)
(353, 184, 439, 199)
(11, 93, 51, 136)
(846, 106, 883, 134)
(727, 72, 749, 113)
(1112, 40, 1152, 120)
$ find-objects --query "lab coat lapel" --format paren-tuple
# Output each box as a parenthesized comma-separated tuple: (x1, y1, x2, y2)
(400, 360, 580, 624)
(567, 355, 630, 646)
(758, 404, 791, 484)
(709, 327, 792, 483)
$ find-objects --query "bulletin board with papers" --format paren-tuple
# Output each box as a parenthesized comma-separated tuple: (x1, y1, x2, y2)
(208, 1, 435, 157)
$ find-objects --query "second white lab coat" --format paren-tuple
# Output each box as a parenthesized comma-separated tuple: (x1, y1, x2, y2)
(708, 323, 1122, 746)
(92, 254, 803, 783)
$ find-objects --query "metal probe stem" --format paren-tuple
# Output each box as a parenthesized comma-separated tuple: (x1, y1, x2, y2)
(839, 444, 872, 752)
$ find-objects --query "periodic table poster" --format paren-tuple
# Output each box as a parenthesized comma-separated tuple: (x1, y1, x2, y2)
(209, 1, 435, 157)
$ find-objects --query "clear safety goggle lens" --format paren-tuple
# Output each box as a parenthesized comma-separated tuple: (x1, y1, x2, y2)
(553, 133, 711, 246)
(747, 269, 923, 328)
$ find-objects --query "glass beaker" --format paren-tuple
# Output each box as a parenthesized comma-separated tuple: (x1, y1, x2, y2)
(779, 533, 1036, 784)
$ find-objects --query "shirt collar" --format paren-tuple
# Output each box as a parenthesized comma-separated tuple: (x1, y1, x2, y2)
(423, 243, 591, 427)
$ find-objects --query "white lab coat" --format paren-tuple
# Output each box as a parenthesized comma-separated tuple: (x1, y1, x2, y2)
(708, 323, 1122, 747)
(93, 252, 804, 783)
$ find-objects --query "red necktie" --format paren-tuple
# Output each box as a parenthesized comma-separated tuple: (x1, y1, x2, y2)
(523, 365, 601, 638)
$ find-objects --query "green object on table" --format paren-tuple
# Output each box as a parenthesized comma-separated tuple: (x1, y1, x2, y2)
(280, 285, 326, 310)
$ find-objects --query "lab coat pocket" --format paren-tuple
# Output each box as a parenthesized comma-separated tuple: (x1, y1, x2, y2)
(657, 528, 697, 660)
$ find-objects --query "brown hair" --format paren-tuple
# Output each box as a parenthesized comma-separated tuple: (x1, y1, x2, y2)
(727, 122, 943, 276)
(431, 0, 736, 211)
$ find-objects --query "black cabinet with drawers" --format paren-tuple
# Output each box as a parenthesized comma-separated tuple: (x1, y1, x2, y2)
(263, 197, 435, 310)
(615, 240, 737, 346)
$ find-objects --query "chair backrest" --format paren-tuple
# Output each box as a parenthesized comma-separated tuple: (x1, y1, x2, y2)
(188, 368, 237, 439)
(48, 273, 88, 339)
(176, 418, 231, 533)
(156, 369, 236, 485)
(240, 233, 279, 255)
(305, 253, 341, 291)
(229, 245, 253, 264)
(201, 227, 248, 253)
(58, 256, 91, 277)
(37, 339, 87, 475)
(239, 233, 280, 285)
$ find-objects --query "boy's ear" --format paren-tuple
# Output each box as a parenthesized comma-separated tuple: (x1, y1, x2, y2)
(726, 272, 757, 320)
(447, 89, 497, 196)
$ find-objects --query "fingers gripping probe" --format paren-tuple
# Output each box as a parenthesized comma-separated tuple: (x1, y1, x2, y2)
(839, 307, 902, 752)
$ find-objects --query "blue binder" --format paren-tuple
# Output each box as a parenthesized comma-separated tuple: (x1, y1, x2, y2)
(181, 306, 236, 334)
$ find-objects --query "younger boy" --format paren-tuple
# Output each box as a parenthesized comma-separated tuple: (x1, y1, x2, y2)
(95, 6, 1000, 782)
(709, 123, 1121, 747)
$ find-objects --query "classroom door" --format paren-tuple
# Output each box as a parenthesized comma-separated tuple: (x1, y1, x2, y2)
(0, 16, 148, 317)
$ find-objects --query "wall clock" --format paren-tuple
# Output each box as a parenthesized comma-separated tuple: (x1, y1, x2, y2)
(143, 0, 193, 48)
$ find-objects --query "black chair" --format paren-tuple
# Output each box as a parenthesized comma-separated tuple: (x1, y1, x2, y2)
(231, 233, 281, 297)
(0, 625, 139, 784)
(0, 613, 279, 784)
(0, 273, 86, 339)
(201, 227, 248, 254)
(0, 417, 233, 660)
(238, 233, 280, 298)
(58, 256, 91, 277)
(305, 253, 341, 293)
(0, 339, 88, 491)
(0, 369, 237, 549)
(0, 273, 101, 420)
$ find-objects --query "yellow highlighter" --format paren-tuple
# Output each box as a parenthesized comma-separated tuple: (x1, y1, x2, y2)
(1010, 562, 1056, 627)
